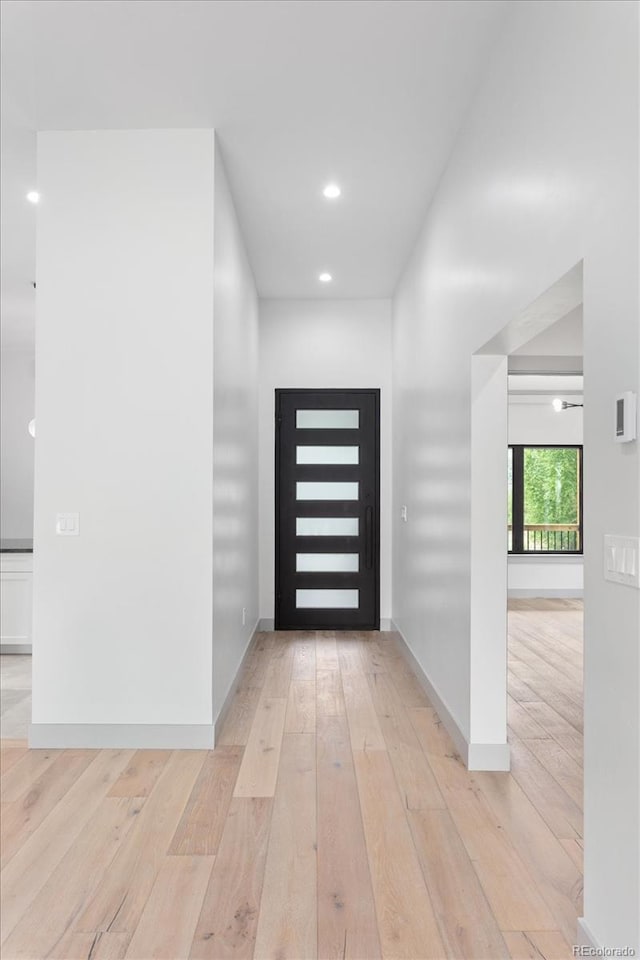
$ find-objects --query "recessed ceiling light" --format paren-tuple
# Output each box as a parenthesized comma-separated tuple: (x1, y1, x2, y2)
(26, 191, 40, 204)
(319, 272, 332, 283)
(322, 183, 341, 199)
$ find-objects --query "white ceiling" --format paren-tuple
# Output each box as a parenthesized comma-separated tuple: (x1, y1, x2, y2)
(1, 0, 510, 348)
(508, 374, 584, 398)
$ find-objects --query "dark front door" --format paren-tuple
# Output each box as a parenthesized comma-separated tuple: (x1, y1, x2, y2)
(275, 389, 380, 630)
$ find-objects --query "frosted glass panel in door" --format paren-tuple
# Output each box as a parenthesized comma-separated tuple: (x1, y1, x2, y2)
(296, 589, 359, 609)
(296, 410, 359, 429)
(296, 482, 359, 501)
(296, 553, 359, 572)
(296, 517, 359, 537)
(296, 446, 359, 464)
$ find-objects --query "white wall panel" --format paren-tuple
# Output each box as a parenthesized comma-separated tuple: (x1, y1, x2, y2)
(212, 141, 260, 719)
(33, 130, 215, 728)
(392, 1, 638, 946)
(259, 299, 392, 620)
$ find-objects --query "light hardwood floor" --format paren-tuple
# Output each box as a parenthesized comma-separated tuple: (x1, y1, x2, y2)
(0, 655, 31, 740)
(0, 600, 583, 959)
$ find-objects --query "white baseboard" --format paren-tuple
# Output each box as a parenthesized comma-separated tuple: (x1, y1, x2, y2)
(390, 618, 469, 762)
(467, 741, 510, 771)
(29, 723, 215, 749)
(257, 617, 392, 632)
(29, 621, 263, 751)
(213, 619, 260, 745)
(390, 619, 510, 772)
(508, 589, 583, 598)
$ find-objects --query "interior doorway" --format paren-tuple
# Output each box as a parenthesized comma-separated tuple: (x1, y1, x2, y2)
(469, 261, 584, 769)
(274, 388, 380, 630)
(504, 290, 584, 865)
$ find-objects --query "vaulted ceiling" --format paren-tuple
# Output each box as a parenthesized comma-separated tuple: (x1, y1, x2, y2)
(1, 0, 510, 347)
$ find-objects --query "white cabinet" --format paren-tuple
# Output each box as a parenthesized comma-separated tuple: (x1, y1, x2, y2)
(1, 553, 33, 651)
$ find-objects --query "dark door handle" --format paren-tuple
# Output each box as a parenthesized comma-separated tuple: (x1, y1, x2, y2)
(365, 506, 373, 570)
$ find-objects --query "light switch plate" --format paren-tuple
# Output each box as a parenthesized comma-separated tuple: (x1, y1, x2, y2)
(56, 513, 80, 536)
(604, 535, 639, 587)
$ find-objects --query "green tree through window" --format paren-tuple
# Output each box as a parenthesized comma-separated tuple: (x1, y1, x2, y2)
(524, 447, 579, 526)
(509, 446, 582, 552)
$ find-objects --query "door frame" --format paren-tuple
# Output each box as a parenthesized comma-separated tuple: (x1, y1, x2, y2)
(469, 261, 583, 771)
(274, 387, 381, 631)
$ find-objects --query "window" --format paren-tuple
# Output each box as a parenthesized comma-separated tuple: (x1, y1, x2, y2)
(508, 445, 583, 553)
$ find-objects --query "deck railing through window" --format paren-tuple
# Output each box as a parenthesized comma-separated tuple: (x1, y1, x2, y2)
(508, 523, 581, 552)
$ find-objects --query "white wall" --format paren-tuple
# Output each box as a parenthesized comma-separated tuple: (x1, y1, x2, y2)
(508, 558, 583, 595)
(32, 130, 215, 742)
(392, 0, 638, 948)
(508, 396, 584, 596)
(508, 397, 583, 445)
(212, 142, 259, 721)
(469, 355, 509, 769)
(0, 347, 34, 538)
(258, 299, 392, 623)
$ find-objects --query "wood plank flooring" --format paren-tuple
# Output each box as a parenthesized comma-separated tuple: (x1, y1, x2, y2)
(1, 600, 583, 959)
